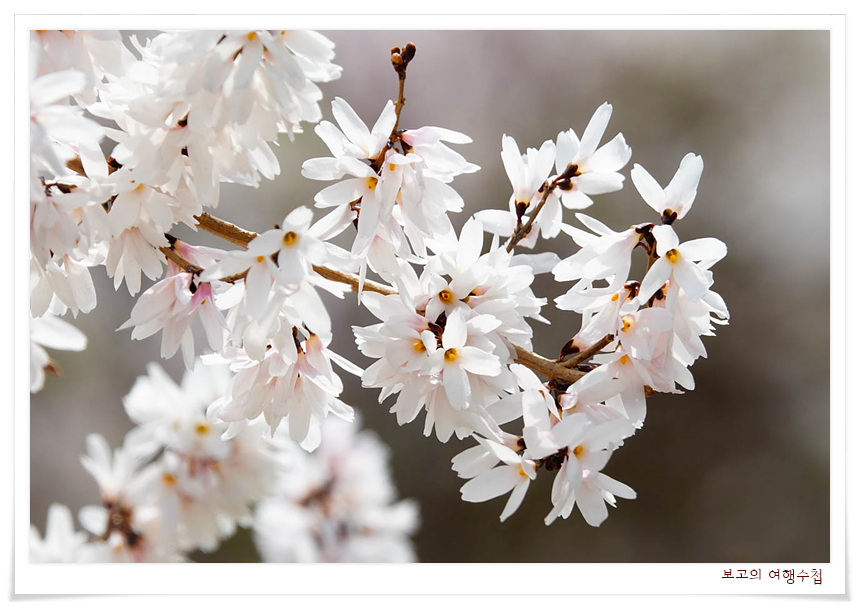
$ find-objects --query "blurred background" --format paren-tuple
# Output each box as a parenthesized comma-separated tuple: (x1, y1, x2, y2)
(31, 30, 830, 563)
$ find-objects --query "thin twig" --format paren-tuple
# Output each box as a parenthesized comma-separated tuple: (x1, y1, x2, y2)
(557, 334, 615, 368)
(506, 180, 559, 253)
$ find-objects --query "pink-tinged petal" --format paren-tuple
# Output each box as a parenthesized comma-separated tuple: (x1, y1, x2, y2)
(331, 97, 371, 151)
(442, 310, 467, 349)
(673, 260, 711, 301)
(664, 153, 703, 216)
(585, 133, 631, 172)
(457, 346, 501, 376)
(638, 257, 672, 303)
(631, 164, 667, 215)
(443, 365, 471, 410)
(500, 479, 530, 522)
(460, 465, 520, 502)
(578, 102, 612, 160)
(681, 237, 727, 263)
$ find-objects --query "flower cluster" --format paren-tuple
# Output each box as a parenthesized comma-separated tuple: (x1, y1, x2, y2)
(254, 417, 419, 562)
(31, 31, 729, 564)
(30, 361, 416, 562)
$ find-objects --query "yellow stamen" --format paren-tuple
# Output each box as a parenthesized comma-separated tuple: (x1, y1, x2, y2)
(444, 348, 458, 363)
(438, 289, 454, 304)
(195, 422, 210, 435)
(283, 231, 298, 246)
(256, 255, 265, 263)
(247, 32, 256, 40)
(162, 473, 176, 486)
(519, 467, 527, 478)
(621, 315, 634, 332)
(573, 445, 585, 458)
(389, 162, 396, 172)
(611, 293, 619, 302)
(619, 355, 629, 365)
(412, 339, 426, 353)
(366, 176, 378, 190)
(666, 248, 680, 263)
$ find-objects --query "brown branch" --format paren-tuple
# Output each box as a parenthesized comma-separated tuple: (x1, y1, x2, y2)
(558, 334, 615, 368)
(194, 212, 257, 247)
(159, 246, 203, 276)
(390, 42, 415, 134)
(513, 345, 586, 385)
(193, 210, 607, 383)
(311, 265, 397, 296)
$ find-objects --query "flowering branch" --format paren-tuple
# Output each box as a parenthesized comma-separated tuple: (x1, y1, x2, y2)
(192, 211, 594, 383)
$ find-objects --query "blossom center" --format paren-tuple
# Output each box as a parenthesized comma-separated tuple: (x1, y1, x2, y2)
(444, 348, 458, 363)
(366, 177, 378, 190)
(256, 255, 265, 263)
(438, 289, 454, 304)
(573, 445, 585, 458)
(283, 231, 298, 246)
(611, 292, 620, 302)
(412, 339, 426, 353)
(162, 473, 176, 486)
(666, 248, 680, 263)
(621, 315, 634, 332)
(195, 422, 210, 435)
(619, 354, 629, 365)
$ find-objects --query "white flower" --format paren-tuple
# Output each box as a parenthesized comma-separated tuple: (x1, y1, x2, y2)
(422, 310, 503, 410)
(639, 225, 727, 302)
(455, 436, 537, 522)
(632, 152, 704, 224)
(554, 102, 632, 210)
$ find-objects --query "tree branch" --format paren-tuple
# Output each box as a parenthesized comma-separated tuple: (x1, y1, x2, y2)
(193, 211, 608, 384)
